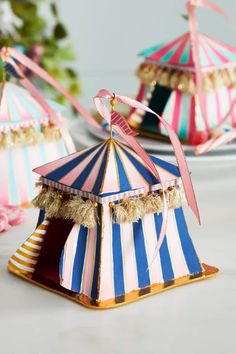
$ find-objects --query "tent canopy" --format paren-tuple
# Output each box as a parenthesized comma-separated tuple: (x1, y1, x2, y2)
(34, 139, 180, 196)
(0, 82, 64, 125)
(139, 32, 236, 72)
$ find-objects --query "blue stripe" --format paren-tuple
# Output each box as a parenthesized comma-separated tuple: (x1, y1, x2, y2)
(113, 145, 131, 191)
(91, 206, 102, 300)
(175, 208, 202, 274)
(72, 143, 107, 190)
(36, 209, 46, 227)
(117, 143, 159, 185)
(71, 226, 88, 292)
(59, 249, 64, 277)
(154, 213, 174, 282)
(46, 143, 104, 180)
(151, 155, 180, 177)
(112, 223, 125, 296)
(133, 220, 150, 288)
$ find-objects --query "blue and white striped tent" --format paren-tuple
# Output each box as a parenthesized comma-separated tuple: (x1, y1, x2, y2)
(9, 138, 218, 308)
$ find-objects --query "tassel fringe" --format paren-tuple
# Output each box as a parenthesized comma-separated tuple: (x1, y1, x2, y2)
(136, 63, 236, 94)
(111, 183, 187, 224)
(32, 182, 187, 227)
(0, 123, 61, 149)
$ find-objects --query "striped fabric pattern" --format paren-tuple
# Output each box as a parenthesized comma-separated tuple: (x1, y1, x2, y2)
(0, 138, 67, 205)
(111, 111, 137, 136)
(0, 82, 64, 129)
(34, 139, 180, 197)
(160, 87, 236, 142)
(59, 206, 203, 302)
(140, 32, 236, 71)
(9, 219, 49, 276)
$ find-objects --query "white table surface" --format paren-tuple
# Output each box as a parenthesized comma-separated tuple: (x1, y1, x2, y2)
(0, 129, 236, 354)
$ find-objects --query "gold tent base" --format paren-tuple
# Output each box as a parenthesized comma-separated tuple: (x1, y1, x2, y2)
(8, 262, 219, 310)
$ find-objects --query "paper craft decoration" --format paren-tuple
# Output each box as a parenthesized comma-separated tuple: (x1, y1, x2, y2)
(8, 90, 218, 309)
(0, 81, 68, 206)
(0, 46, 99, 206)
(128, 0, 236, 149)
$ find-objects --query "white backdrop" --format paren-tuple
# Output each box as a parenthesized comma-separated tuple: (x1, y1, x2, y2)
(54, 0, 236, 107)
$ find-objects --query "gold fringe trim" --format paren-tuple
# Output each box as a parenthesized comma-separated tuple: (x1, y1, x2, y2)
(111, 182, 187, 224)
(32, 189, 97, 229)
(136, 63, 236, 94)
(0, 123, 61, 149)
(32, 182, 187, 227)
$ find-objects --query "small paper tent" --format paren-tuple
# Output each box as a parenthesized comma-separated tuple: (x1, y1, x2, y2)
(128, 32, 236, 145)
(0, 81, 68, 206)
(9, 138, 218, 309)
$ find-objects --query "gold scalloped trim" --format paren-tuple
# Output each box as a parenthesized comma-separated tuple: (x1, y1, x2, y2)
(0, 123, 61, 149)
(136, 63, 236, 94)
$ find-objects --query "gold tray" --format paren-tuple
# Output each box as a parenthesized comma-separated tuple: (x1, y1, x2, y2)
(8, 262, 219, 310)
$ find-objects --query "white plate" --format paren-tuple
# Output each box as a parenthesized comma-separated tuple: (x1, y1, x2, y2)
(70, 119, 236, 163)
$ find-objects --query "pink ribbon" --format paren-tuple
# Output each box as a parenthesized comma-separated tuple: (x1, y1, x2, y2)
(186, 0, 236, 153)
(94, 89, 200, 264)
(0, 206, 26, 233)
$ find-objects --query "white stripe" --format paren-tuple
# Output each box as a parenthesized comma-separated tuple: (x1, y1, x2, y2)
(20, 247, 39, 257)
(120, 222, 139, 293)
(10, 259, 34, 273)
(31, 235, 44, 242)
(165, 210, 188, 278)
(14, 253, 37, 265)
(25, 241, 42, 250)
(34, 228, 47, 235)
(142, 213, 164, 284)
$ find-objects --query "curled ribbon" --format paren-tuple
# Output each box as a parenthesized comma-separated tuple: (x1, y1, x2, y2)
(94, 89, 200, 265)
(186, 0, 236, 153)
(0, 46, 100, 153)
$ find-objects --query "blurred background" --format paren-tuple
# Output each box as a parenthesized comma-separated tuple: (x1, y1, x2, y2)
(55, 0, 236, 107)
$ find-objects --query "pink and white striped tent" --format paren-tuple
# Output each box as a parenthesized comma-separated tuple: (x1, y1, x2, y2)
(128, 31, 236, 145)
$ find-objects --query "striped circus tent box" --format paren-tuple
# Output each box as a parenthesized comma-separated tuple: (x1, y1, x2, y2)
(0, 81, 69, 206)
(8, 138, 218, 309)
(128, 12, 236, 146)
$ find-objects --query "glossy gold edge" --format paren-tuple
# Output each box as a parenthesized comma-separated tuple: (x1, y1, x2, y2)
(8, 262, 219, 310)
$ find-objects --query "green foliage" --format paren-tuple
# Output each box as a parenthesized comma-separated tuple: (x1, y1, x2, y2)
(0, 0, 81, 105)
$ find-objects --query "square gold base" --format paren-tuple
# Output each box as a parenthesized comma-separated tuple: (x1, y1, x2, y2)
(8, 262, 218, 310)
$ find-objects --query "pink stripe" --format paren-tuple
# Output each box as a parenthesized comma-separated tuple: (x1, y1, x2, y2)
(207, 40, 230, 64)
(168, 36, 189, 65)
(13, 146, 30, 205)
(34, 144, 98, 175)
(121, 222, 139, 292)
(143, 213, 163, 284)
(189, 95, 196, 144)
(172, 90, 182, 133)
(81, 147, 107, 192)
(81, 225, 97, 297)
(0, 85, 9, 121)
(228, 88, 236, 124)
(60, 224, 79, 289)
(200, 37, 216, 66)
(0, 150, 11, 205)
(215, 90, 222, 124)
(99, 143, 120, 193)
(99, 205, 114, 300)
(59, 144, 104, 187)
(166, 210, 188, 278)
(149, 33, 188, 61)
(116, 144, 148, 189)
